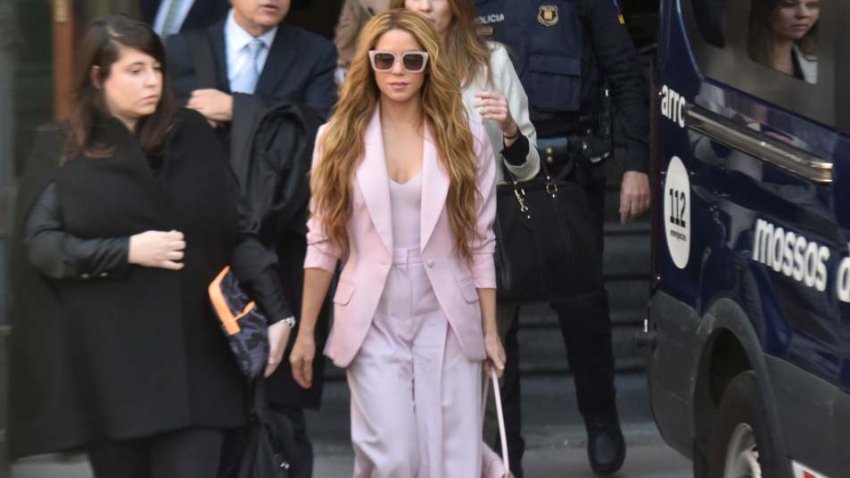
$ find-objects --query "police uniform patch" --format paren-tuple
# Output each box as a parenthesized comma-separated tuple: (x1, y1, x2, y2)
(477, 25, 494, 36)
(612, 0, 626, 24)
(537, 5, 559, 27)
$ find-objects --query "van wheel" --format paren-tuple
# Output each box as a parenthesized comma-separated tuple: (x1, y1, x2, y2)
(709, 371, 783, 478)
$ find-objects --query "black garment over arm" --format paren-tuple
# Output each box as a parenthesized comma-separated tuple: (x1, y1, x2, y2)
(501, 134, 530, 167)
(230, 177, 294, 325)
(581, 0, 649, 173)
(24, 182, 130, 280)
(197, 117, 294, 325)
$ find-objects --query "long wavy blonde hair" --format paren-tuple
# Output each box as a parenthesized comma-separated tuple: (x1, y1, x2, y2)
(390, 0, 493, 87)
(311, 9, 479, 258)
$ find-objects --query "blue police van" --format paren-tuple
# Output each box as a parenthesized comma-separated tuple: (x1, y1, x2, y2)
(646, 0, 849, 477)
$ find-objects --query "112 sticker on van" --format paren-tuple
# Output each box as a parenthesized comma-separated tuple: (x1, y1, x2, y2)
(664, 156, 691, 269)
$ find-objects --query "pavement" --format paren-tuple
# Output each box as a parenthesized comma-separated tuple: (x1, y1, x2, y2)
(8, 372, 692, 478)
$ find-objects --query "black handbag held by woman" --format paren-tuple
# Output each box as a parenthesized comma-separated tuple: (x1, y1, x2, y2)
(494, 161, 602, 304)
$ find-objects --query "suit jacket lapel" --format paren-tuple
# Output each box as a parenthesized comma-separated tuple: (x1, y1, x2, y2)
(209, 22, 231, 93)
(140, 0, 158, 23)
(420, 124, 449, 250)
(255, 25, 298, 96)
(356, 107, 393, 253)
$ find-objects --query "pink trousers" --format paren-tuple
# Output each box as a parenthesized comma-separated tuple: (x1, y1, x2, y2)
(346, 248, 483, 478)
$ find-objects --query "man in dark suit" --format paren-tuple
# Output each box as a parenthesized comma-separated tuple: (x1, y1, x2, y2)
(166, 0, 337, 124)
(165, 1, 337, 475)
(140, 0, 230, 36)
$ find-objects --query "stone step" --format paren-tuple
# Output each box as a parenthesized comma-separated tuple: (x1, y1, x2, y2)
(1, 324, 9, 474)
(603, 225, 651, 280)
(518, 325, 645, 375)
(517, 306, 645, 328)
(609, 277, 651, 313)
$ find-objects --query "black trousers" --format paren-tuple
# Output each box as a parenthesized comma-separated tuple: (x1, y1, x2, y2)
(87, 428, 225, 478)
(494, 168, 617, 478)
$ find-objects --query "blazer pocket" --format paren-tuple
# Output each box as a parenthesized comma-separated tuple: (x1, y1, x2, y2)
(333, 279, 356, 305)
(459, 279, 479, 304)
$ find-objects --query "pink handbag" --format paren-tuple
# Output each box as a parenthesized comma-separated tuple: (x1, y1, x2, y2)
(481, 368, 514, 478)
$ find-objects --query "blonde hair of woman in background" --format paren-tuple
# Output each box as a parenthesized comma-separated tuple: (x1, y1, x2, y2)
(333, 0, 392, 81)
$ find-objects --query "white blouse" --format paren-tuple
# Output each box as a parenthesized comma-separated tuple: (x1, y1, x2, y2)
(462, 42, 540, 182)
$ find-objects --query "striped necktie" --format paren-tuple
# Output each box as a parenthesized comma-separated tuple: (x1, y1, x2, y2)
(160, 0, 186, 36)
(232, 38, 266, 94)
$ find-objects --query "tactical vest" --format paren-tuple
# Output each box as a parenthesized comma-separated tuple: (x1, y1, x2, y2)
(474, 0, 586, 114)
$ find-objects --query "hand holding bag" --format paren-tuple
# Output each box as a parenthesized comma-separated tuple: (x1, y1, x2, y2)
(494, 161, 602, 304)
(208, 266, 270, 380)
(481, 368, 514, 478)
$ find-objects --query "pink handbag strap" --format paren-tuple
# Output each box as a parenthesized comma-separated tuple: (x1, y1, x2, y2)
(482, 367, 510, 473)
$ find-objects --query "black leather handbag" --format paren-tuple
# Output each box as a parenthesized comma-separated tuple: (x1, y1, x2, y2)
(494, 162, 602, 304)
(218, 381, 303, 478)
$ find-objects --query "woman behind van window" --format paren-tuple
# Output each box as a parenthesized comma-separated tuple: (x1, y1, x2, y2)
(10, 14, 291, 477)
(749, 0, 820, 83)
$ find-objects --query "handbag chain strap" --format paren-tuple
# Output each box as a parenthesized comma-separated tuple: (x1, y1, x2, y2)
(503, 160, 560, 219)
(512, 182, 529, 215)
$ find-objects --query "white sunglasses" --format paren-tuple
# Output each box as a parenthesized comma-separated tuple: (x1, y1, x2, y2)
(368, 50, 430, 73)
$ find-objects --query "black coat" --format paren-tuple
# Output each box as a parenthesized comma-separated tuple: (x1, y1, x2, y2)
(166, 22, 337, 410)
(9, 110, 273, 457)
(9, 124, 86, 457)
(243, 104, 330, 411)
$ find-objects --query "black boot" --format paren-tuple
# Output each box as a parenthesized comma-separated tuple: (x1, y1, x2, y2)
(585, 411, 626, 475)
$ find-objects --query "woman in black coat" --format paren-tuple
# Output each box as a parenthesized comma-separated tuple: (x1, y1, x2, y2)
(9, 15, 294, 477)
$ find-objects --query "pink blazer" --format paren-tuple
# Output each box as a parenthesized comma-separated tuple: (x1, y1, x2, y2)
(305, 107, 497, 368)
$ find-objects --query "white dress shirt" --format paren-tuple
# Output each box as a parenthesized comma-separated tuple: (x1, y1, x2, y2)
(153, 0, 196, 36)
(225, 10, 278, 93)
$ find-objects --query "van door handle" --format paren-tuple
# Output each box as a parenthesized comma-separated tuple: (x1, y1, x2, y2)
(685, 106, 833, 184)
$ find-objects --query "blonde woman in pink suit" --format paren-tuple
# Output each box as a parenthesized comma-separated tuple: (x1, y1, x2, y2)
(289, 9, 506, 478)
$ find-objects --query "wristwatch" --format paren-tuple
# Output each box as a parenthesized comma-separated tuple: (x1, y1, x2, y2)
(280, 316, 297, 328)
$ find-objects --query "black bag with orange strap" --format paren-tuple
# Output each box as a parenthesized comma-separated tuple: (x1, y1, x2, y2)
(208, 266, 269, 380)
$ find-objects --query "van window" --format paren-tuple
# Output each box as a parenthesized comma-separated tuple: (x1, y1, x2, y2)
(683, 0, 837, 131)
(691, 0, 727, 48)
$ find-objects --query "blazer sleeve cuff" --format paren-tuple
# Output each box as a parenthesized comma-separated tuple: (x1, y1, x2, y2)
(304, 247, 339, 273)
(471, 253, 497, 289)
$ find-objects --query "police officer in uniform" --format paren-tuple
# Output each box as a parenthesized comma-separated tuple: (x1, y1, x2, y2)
(474, 0, 650, 475)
